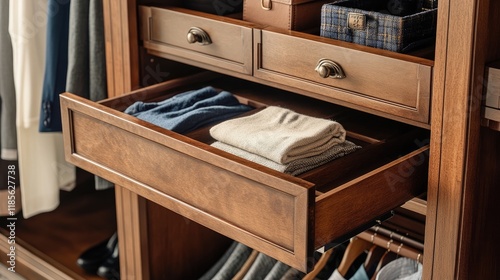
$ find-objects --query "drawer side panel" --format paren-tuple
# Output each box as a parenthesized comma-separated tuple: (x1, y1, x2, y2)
(314, 146, 429, 247)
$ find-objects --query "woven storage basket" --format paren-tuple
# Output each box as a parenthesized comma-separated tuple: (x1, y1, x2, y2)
(320, 0, 437, 52)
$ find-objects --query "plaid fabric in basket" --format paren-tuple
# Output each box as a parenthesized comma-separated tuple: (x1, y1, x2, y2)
(320, 0, 437, 52)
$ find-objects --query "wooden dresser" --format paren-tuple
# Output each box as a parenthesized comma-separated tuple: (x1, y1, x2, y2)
(60, 0, 500, 279)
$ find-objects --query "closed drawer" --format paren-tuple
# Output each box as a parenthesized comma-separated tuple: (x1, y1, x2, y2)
(485, 61, 500, 110)
(139, 6, 255, 75)
(254, 28, 433, 125)
(60, 73, 429, 272)
(483, 61, 500, 131)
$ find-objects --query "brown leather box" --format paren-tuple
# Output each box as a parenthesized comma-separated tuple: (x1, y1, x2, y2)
(243, 0, 331, 31)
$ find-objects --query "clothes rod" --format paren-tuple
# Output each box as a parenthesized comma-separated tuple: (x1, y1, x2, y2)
(369, 225, 424, 251)
(357, 230, 423, 263)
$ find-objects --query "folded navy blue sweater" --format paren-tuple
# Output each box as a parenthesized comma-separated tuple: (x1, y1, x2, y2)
(124, 86, 252, 134)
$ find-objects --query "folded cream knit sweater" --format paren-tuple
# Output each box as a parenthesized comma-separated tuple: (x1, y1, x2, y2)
(209, 106, 347, 164)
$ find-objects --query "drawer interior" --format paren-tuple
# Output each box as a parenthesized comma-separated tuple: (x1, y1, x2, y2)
(62, 72, 429, 271)
(100, 73, 429, 195)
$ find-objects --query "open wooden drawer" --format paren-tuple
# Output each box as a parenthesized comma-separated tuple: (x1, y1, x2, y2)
(60, 73, 429, 272)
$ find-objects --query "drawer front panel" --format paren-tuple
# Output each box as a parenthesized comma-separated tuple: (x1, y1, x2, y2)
(60, 93, 312, 271)
(140, 6, 254, 75)
(255, 29, 432, 124)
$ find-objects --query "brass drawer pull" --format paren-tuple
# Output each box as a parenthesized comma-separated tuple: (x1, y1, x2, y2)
(186, 27, 212, 45)
(261, 0, 272, 10)
(315, 59, 346, 79)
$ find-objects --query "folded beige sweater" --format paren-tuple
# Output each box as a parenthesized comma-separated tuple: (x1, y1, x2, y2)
(209, 106, 346, 164)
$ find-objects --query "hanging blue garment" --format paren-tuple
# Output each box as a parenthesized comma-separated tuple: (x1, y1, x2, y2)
(39, 0, 71, 132)
(349, 265, 370, 280)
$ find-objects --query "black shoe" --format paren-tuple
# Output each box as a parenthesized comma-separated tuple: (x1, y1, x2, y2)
(77, 232, 118, 274)
(97, 241, 120, 280)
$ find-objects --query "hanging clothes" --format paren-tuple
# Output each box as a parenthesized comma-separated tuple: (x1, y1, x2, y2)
(38, 0, 70, 132)
(349, 265, 369, 280)
(66, 0, 111, 190)
(233, 250, 259, 280)
(0, 0, 21, 217)
(66, 0, 107, 101)
(280, 267, 306, 279)
(88, 0, 107, 102)
(242, 252, 277, 280)
(198, 229, 423, 280)
(211, 243, 253, 280)
(199, 242, 239, 280)
(328, 270, 347, 280)
(66, 0, 90, 100)
(265, 262, 291, 280)
(311, 244, 348, 280)
(9, 0, 76, 218)
(375, 258, 422, 280)
(0, 0, 17, 161)
(199, 242, 358, 280)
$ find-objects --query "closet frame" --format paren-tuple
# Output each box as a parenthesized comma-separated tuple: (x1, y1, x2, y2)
(101, 0, 500, 279)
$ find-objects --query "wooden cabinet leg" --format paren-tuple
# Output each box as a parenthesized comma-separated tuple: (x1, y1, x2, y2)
(115, 186, 150, 280)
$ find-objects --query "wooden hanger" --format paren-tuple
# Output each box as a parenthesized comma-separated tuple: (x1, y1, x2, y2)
(302, 248, 334, 280)
(364, 245, 386, 278)
(371, 235, 399, 280)
(370, 250, 398, 280)
(232, 249, 259, 280)
(351, 226, 424, 280)
(337, 237, 372, 277)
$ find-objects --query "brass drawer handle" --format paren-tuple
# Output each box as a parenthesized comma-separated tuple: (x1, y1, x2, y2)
(315, 59, 346, 79)
(261, 0, 272, 10)
(186, 27, 212, 45)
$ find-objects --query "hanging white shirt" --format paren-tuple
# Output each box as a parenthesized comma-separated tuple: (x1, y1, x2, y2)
(9, 0, 75, 218)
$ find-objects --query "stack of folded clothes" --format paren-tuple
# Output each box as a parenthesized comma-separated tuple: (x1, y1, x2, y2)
(209, 106, 361, 175)
(124, 86, 253, 134)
